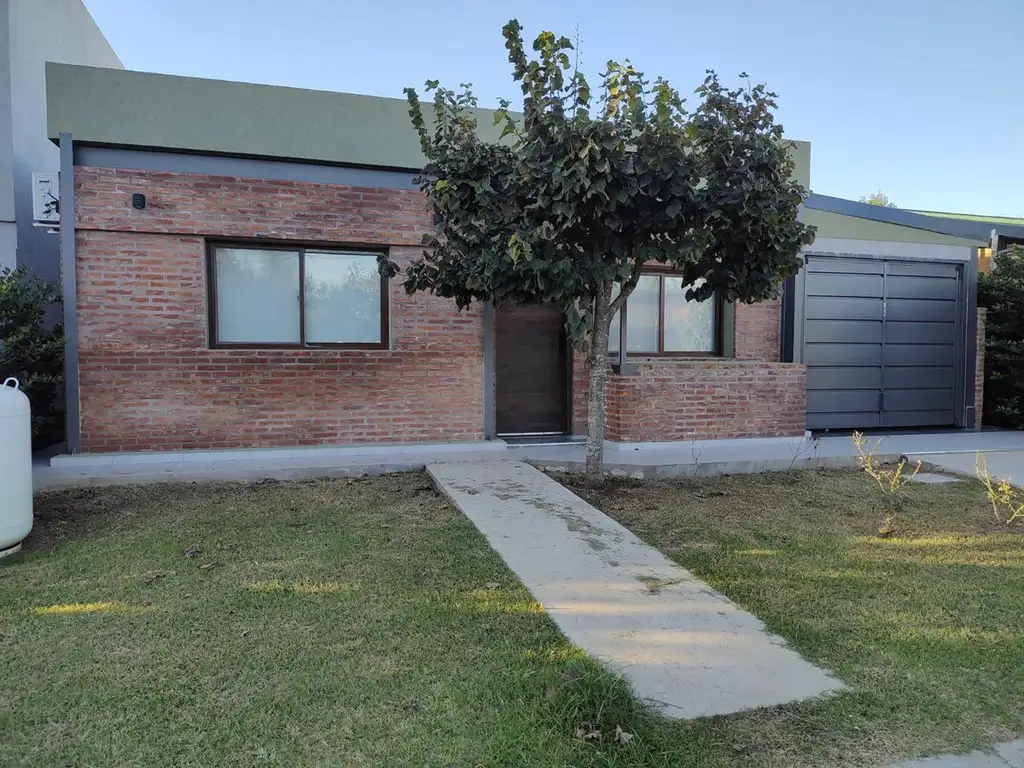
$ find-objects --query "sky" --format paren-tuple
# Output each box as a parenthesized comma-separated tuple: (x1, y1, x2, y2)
(82, 0, 1023, 217)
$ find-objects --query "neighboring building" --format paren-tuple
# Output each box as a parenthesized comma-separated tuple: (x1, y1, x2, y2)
(46, 64, 990, 454)
(0, 0, 121, 277)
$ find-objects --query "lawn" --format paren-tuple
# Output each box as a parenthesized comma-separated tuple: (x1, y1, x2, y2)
(4, 469, 1022, 767)
(0, 474, 635, 767)
(565, 468, 1024, 767)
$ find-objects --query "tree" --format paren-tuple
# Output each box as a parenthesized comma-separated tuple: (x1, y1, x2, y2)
(859, 189, 897, 208)
(379, 20, 815, 484)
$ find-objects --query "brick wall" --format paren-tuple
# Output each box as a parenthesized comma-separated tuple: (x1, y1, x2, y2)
(74, 166, 484, 452)
(734, 299, 781, 361)
(975, 307, 987, 430)
(605, 361, 806, 442)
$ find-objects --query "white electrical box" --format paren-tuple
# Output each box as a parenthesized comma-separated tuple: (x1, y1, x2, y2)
(32, 172, 60, 227)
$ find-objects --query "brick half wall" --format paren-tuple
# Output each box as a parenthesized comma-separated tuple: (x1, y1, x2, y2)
(605, 360, 806, 442)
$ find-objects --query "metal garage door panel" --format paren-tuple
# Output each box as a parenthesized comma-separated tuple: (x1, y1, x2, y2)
(807, 411, 882, 430)
(885, 322, 955, 344)
(885, 389, 954, 412)
(805, 297, 882, 321)
(882, 344, 955, 366)
(883, 366, 955, 388)
(806, 273, 883, 298)
(807, 390, 881, 413)
(883, 410, 956, 428)
(804, 320, 882, 344)
(886, 299, 956, 322)
(802, 256, 961, 432)
(807, 258, 884, 275)
(804, 343, 882, 366)
(886, 275, 959, 300)
(886, 261, 959, 278)
(807, 367, 881, 390)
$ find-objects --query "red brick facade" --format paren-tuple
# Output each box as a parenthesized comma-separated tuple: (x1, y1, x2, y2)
(74, 167, 483, 452)
(975, 307, 987, 429)
(72, 163, 805, 453)
(734, 299, 782, 361)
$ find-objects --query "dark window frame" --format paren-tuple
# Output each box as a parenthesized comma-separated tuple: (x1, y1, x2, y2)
(610, 270, 725, 358)
(207, 240, 390, 350)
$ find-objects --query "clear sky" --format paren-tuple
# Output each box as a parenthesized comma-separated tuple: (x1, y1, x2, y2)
(82, 0, 1023, 217)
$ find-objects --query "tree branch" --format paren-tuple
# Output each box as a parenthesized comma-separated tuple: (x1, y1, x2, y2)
(609, 258, 645, 316)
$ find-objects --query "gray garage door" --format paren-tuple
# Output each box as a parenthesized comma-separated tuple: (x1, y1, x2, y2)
(803, 256, 962, 430)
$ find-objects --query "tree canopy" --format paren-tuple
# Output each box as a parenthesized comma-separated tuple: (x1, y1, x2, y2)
(379, 19, 815, 481)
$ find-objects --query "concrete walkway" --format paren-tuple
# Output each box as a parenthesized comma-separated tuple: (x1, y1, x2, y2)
(427, 460, 845, 720)
(888, 739, 1024, 768)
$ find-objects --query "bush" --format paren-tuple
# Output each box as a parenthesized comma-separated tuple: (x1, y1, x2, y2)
(979, 245, 1024, 428)
(0, 267, 64, 447)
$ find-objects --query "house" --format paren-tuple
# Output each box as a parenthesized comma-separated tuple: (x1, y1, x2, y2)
(0, 0, 121, 279)
(45, 64, 989, 455)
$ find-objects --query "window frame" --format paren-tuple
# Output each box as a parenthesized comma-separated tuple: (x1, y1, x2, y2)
(207, 240, 390, 350)
(610, 268, 725, 358)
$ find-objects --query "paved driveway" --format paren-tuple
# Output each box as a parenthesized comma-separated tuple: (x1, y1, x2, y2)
(913, 450, 1024, 486)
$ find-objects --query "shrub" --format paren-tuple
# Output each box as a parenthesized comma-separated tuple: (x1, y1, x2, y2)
(979, 245, 1024, 428)
(0, 267, 64, 447)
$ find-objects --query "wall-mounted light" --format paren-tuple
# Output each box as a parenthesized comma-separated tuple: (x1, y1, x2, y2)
(978, 247, 993, 273)
(132, 193, 146, 210)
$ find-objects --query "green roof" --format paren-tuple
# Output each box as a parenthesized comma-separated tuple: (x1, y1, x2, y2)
(47, 62, 810, 183)
(46, 63, 505, 170)
(908, 210, 1024, 227)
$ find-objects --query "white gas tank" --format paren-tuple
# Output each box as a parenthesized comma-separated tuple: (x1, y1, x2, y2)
(0, 378, 33, 555)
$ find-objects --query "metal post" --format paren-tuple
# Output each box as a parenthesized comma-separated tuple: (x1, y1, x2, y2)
(58, 133, 80, 453)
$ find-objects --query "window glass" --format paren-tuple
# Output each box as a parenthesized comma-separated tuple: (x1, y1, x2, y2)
(663, 277, 716, 352)
(608, 275, 718, 355)
(304, 252, 382, 343)
(625, 275, 660, 352)
(214, 248, 300, 343)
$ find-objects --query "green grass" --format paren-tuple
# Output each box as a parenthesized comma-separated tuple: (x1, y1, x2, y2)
(564, 468, 1024, 767)
(0, 474, 664, 767)
(5, 470, 1023, 767)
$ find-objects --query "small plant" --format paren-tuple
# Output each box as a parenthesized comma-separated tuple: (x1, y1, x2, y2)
(975, 453, 1024, 525)
(852, 431, 921, 534)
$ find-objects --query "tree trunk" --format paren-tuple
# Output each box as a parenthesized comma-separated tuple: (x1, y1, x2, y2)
(585, 283, 613, 486)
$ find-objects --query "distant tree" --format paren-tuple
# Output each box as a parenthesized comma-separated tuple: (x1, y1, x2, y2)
(860, 189, 897, 208)
(380, 19, 815, 484)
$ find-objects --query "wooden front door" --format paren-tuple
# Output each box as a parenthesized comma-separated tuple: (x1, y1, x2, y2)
(495, 304, 568, 436)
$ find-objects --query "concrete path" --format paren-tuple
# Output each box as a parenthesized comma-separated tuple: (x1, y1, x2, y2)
(427, 460, 845, 720)
(913, 450, 1024, 486)
(887, 739, 1024, 768)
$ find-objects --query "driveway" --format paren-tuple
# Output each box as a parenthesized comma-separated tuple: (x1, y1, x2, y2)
(914, 450, 1024, 486)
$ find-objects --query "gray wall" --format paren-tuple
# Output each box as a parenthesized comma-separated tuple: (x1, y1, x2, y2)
(1, 0, 121, 276)
(0, 2, 14, 267)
